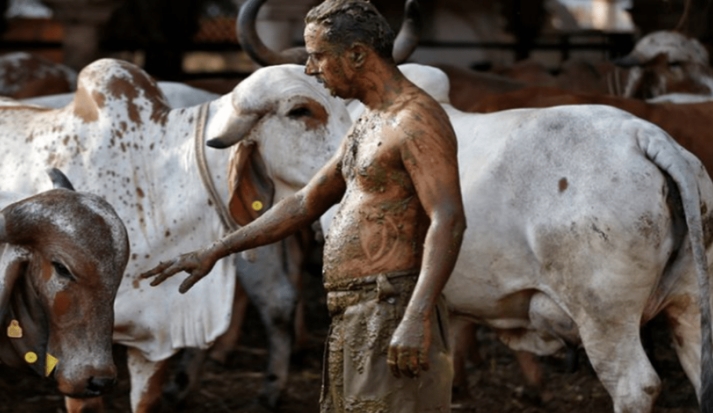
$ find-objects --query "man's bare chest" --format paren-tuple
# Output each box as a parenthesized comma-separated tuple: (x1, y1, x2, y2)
(341, 116, 403, 182)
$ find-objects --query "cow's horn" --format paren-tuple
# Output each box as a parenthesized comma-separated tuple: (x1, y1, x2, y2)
(237, 0, 309, 66)
(237, 0, 421, 67)
(46, 168, 76, 191)
(206, 113, 261, 149)
(0, 213, 6, 243)
(392, 0, 422, 64)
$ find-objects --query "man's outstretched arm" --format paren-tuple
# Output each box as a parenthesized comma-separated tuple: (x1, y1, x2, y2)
(141, 152, 347, 293)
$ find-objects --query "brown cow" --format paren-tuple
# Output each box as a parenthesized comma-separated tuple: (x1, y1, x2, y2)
(0, 52, 77, 99)
(0, 168, 129, 399)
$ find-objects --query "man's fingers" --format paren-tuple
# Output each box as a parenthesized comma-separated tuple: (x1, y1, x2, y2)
(139, 261, 172, 279)
(387, 348, 400, 378)
(179, 272, 205, 294)
(418, 350, 430, 373)
(148, 268, 177, 286)
(397, 348, 419, 378)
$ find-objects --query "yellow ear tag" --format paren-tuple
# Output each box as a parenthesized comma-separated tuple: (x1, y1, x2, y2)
(252, 200, 264, 211)
(24, 351, 38, 364)
(7, 320, 22, 338)
(45, 353, 59, 377)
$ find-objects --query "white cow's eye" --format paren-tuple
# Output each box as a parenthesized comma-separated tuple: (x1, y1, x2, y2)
(287, 107, 312, 118)
(52, 262, 74, 281)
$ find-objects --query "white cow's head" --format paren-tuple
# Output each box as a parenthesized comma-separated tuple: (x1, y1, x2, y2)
(206, 64, 352, 225)
(205, 63, 451, 226)
(615, 30, 713, 99)
(620, 30, 710, 66)
(0, 169, 129, 397)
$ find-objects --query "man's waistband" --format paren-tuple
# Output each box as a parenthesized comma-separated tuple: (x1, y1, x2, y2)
(323, 269, 417, 292)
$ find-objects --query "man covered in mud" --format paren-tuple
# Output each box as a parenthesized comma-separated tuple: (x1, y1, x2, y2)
(141, 0, 466, 411)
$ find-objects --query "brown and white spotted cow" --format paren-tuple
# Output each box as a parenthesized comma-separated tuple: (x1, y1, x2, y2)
(0, 56, 353, 412)
(0, 168, 129, 399)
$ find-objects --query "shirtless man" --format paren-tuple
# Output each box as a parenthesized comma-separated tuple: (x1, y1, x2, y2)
(142, 1, 466, 411)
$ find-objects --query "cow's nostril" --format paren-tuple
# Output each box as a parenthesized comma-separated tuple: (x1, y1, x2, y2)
(86, 376, 116, 394)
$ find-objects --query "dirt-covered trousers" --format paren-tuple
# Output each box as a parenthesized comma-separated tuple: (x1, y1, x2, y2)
(320, 272, 453, 413)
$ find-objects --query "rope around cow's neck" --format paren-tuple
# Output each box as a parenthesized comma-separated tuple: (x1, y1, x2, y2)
(194, 102, 258, 263)
(194, 102, 239, 233)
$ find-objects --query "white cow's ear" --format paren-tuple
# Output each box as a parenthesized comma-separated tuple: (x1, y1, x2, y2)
(227, 140, 274, 226)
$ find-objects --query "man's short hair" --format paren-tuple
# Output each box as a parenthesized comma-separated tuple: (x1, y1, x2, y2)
(305, 0, 395, 61)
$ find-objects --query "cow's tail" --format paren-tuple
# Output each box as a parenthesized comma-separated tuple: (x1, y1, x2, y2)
(640, 128, 713, 413)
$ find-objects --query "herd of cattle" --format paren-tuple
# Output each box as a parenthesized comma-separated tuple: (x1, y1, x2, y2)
(1, 1, 713, 412)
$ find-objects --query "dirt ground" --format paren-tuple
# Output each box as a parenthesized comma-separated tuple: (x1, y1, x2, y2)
(0, 267, 702, 413)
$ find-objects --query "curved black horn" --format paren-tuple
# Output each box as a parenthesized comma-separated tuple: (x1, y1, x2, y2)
(392, 0, 422, 64)
(674, 0, 692, 32)
(237, 0, 309, 66)
(238, 0, 421, 67)
(46, 168, 75, 191)
(0, 213, 6, 243)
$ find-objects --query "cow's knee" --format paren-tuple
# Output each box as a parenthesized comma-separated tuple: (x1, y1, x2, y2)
(580, 325, 661, 413)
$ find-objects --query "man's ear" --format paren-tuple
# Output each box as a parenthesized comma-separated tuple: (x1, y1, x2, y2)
(349, 44, 368, 67)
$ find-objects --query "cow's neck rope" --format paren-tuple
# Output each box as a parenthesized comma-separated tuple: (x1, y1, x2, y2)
(194, 102, 239, 233)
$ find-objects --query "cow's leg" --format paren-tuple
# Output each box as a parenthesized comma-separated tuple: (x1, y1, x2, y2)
(127, 347, 170, 413)
(208, 279, 250, 364)
(449, 316, 478, 402)
(237, 240, 298, 409)
(580, 322, 661, 413)
(285, 232, 310, 352)
(161, 348, 208, 407)
(160, 281, 248, 407)
(64, 396, 105, 413)
(513, 350, 549, 402)
(663, 299, 703, 401)
(530, 291, 661, 411)
(158, 283, 248, 407)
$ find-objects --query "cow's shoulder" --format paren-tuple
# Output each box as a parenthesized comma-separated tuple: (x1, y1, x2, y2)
(71, 58, 170, 125)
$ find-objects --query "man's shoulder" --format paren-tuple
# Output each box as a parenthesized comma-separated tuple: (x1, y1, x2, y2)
(394, 91, 446, 119)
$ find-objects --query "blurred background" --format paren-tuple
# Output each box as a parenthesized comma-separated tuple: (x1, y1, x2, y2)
(0, 0, 709, 83)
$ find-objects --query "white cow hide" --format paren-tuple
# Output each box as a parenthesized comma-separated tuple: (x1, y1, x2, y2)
(22, 81, 220, 109)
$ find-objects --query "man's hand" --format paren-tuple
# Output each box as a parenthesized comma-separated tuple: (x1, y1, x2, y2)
(140, 246, 219, 293)
(387, 314, 431, 378)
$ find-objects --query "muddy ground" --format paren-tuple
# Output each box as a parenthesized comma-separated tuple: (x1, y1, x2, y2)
(0, 266, 702, 413)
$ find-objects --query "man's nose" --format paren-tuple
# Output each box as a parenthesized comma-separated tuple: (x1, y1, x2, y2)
(305, 58, 317, 76)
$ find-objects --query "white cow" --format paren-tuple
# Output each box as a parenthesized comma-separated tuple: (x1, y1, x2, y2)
(616, 30, 713, 99)
(0, 58, 350, 411)
(200, 63, 713, 413)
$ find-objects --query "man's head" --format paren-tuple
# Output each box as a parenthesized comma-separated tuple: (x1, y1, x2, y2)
(305, 0, 395, 61)
(304, 0, 396, 99)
